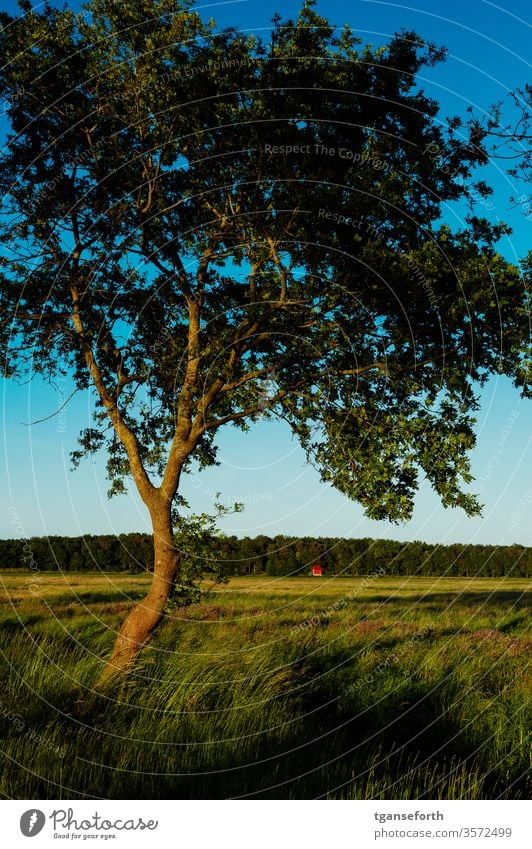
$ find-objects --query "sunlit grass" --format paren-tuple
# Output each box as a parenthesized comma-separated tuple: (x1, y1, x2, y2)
(0, 572, 529, 799)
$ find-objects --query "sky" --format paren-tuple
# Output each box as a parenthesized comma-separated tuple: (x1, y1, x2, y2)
(1, 0, 531, 545)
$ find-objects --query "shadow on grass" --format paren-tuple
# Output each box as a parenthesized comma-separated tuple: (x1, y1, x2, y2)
(1, 641, 526, 801)
(360, 591, 531, 608)
(51, 590, 147, 605)
(233, 663, 527, 800)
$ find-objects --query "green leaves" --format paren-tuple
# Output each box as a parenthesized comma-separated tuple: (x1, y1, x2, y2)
(0, 0, 528, 524)
(165, 499, 242, 610)
(306, 400, 480, 523)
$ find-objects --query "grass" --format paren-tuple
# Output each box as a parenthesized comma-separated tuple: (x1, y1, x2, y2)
(0, 572, 530, 799)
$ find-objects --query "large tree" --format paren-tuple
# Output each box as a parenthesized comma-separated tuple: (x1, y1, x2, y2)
(0, 0, 529, 679)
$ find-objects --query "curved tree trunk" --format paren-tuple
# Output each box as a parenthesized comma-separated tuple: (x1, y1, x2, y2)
(98, 498, 178, 685)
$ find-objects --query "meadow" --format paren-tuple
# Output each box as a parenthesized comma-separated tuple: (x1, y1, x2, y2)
(0, 572, 529, 799)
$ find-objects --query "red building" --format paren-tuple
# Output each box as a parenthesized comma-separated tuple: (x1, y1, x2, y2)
(311, 564, 324, 576)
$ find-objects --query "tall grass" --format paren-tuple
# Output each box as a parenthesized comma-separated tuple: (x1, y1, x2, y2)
(0, 574, 529, 799)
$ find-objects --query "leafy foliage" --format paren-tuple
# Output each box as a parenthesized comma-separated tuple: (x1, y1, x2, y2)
(0, 532, 529, 578)
(165, 498, 242, 609)
(0, 0, 529, 527)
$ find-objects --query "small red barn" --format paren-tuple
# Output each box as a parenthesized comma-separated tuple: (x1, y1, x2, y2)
(311, 563, 324, 577)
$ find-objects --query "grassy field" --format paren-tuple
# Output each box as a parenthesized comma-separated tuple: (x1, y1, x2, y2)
(0, 571, 530, 799)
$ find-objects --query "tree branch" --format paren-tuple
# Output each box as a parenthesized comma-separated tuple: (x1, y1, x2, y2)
(69, 281, 155, 503)
(161, 297, 202, 500)
(21, 386, 79, 426)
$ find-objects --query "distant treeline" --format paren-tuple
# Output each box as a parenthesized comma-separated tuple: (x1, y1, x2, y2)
(0, 534, 530, 577)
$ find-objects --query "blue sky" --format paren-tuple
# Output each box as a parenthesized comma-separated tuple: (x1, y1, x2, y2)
(1, 0, 531, 544)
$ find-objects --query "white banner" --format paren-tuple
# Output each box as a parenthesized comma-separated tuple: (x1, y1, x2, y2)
(1, 799, 530, 848)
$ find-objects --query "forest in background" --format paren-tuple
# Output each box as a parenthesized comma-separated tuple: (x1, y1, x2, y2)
(0, 534, 529, 577)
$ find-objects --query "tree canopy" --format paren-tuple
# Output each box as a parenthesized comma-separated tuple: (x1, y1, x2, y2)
(1, 0, 528, 519)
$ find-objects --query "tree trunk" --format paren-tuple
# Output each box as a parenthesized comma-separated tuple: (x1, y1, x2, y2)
(98, 498, 178, 685)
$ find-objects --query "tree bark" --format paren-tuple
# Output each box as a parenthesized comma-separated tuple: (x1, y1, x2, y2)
(97, 497, 178, 685)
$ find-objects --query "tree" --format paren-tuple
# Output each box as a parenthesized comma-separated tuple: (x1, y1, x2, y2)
(0, 0, 529, 680)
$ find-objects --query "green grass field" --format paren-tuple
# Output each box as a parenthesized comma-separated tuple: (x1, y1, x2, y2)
(0, 572, 529, 799)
